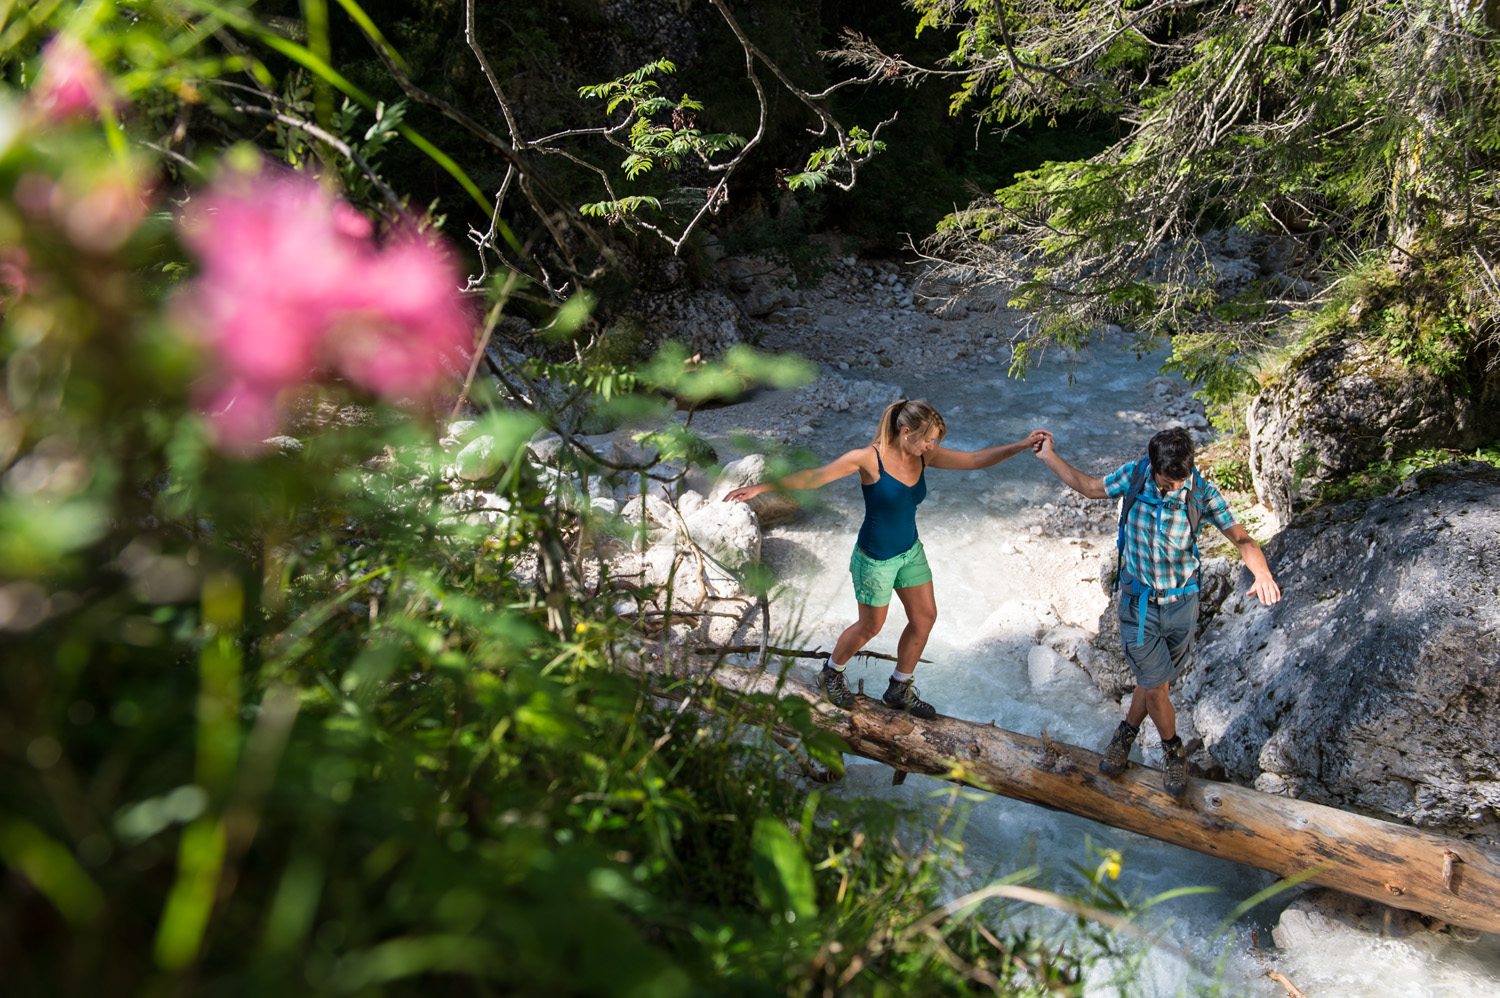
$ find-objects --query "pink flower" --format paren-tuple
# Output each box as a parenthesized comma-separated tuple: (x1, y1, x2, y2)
(32, 36, 115, 124)
(200, 378, 281, 452)
(326, 237, 473, 396)
(0, 247, 29, 303)
(57, 167, 150, 254)
(176, 167, 474, 452)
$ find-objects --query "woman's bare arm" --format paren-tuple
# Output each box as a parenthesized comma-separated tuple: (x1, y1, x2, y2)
(722, 447, 873, 502)
(927, 429, 1053, 471)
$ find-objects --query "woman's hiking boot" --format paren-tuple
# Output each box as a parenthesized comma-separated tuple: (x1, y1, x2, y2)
(882, 677, 936, 719)
(819, 665, 853, 708)
(1099, 720, 1139, 776)
(1161, 735, 1188, 797)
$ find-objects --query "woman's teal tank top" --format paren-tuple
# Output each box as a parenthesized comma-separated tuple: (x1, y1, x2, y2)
(856, 447, 926, 560)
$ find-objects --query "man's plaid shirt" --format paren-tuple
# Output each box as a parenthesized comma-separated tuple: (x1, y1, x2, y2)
(1103, 461, 1238, 593)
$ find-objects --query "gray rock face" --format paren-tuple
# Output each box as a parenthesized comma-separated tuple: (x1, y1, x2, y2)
(619, 285, 747, 359)
(582, 0, 723, 89)
(721, 255, 795, 317)
(1248, 339, 1500, 525)
(1182, 464, 1500, 844)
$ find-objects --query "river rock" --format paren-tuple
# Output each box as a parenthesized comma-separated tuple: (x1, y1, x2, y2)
(711, 454, 769, 498)
(622, 492, 675, 525)
(706, 456, 800, 526)
(1075, 641, 1135, 700)
(1271, 888, 1432, 949)
(681, 497, 761, 582)
(440, 421, 479, 448)
(1041, 625, 1093, 661)
(455, 435, 503, 482)
(1027, 644, 1084, 686)
(1204, 255, 1259, 292)
(642, 540, 681, 589)
(1248, 338, 1500, 525)
(526, 432, 566, 466)
(1135, 229, 1265, 294)
(1183, 463, 1500, 843)
(975, 599, 1060, 649)
(933, 298, 968, 321)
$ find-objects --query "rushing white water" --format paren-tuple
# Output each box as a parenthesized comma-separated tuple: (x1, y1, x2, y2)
(697, 332, 1500, 997)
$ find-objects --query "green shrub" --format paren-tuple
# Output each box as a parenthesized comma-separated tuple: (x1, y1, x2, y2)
(0, 7, 1125, 995)
(1312, 442, 1500, 507)
(1205, 458, 1253, 493)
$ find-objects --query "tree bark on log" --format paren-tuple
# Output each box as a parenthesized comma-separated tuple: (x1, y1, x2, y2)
(640, 650, 1500, 936)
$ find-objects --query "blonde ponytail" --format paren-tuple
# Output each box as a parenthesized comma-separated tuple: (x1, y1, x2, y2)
(873, 398, 946, 451)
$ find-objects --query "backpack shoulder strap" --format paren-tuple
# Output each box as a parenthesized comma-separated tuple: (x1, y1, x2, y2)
(1114, 458, 1152, 590)
(1119, 458, 1150, 525)
(1185, 468, 1212, 536)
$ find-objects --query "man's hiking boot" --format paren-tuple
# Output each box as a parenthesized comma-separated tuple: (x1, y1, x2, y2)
(819, 665, 853, 708)
(1099, 720, 1139, 777)
(882, 677, 936, 719)
(1161, 735, 1188, 797)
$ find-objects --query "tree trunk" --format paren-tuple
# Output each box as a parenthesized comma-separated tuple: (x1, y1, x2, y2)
(1387, 31, 1450, 270)
(640, 650, 1500, 936)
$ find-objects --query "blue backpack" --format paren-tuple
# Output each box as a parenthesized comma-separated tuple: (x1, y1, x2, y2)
(1115, 457, 1212, 648)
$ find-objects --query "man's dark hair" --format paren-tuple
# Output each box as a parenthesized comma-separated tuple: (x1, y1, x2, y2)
(1148, 427, 1195, 481)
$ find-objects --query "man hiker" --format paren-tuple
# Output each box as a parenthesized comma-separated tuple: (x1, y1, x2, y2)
(1032, 427, 1281, 796)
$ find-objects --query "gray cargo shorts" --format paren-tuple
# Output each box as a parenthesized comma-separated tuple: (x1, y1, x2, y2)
(1118, 592, 1199, 689)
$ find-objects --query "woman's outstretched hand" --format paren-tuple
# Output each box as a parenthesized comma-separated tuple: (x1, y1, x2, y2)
(1025, 428, 1054, 453)
(723, 483, 771, 503)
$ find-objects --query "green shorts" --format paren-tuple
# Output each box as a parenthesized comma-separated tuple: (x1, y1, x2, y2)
(850, 539, 932, 607)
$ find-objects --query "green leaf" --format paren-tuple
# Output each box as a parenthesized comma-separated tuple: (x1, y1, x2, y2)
(622, 154, 655, 181)
(471, 410, 544, 462)
(0, 819, 105, 925)
(785, 171, 828, 191)
(750, 817, 818, 923)
(542, 291, 596, 342)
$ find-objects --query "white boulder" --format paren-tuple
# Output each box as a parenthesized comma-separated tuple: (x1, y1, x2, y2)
(455, 436, 504, 482)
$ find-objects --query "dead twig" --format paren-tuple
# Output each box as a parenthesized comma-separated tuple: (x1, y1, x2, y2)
(1265, 969, 1310, 998)
(693, 645, 931, 665)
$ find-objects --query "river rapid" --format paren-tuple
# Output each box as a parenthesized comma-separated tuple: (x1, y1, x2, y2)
(686, 329, 1500, 998)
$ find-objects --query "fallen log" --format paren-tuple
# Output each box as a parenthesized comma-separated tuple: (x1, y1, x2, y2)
(640, 650, 1500, 936)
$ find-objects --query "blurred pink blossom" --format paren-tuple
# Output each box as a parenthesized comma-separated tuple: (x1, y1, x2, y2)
(32, 36, 115, 124)
(177, 169, 473, 451)
(12, 166, 150, 254)
(58, 167, 151, 253)
(0, 247, 29, 304)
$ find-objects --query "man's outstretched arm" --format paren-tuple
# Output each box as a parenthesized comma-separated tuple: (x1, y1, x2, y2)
(1032, 435, 1109, 500)
(1223, 523, 1282, 605)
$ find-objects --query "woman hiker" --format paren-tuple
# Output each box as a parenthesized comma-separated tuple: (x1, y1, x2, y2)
(724, 399, 1051, 719)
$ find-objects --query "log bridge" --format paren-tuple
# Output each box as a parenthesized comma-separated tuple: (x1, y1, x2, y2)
(651, 651, 1500, 936)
